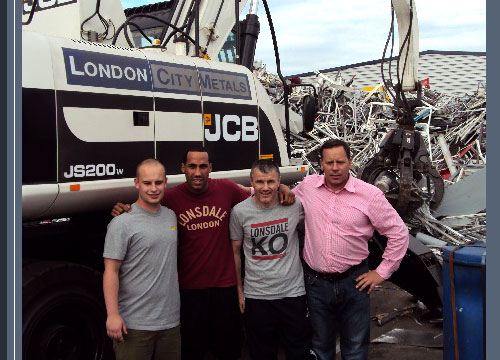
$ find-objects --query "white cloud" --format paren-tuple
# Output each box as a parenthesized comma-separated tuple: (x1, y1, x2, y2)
(253, 0, 485, 75)
(121, 0, 486, 75)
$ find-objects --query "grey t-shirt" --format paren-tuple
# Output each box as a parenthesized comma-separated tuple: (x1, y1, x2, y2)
(103, 203, 180, 331)
(229, 197, 305, 300)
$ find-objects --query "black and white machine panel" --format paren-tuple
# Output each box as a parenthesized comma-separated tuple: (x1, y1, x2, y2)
(22, 31, 306, 220)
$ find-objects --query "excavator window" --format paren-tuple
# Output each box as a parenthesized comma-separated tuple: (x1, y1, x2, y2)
(218, 32, 236, 63)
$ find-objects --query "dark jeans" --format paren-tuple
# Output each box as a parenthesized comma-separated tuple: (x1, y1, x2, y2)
(304, 263, 370, 360)
(180, 286, 243, 360)
(113, 326, 181, 360)
(244, 295, 312, 360)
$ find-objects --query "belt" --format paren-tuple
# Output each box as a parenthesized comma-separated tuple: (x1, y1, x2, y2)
(303, 260, 367, 283)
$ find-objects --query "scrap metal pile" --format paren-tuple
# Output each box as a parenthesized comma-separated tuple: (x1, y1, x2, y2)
(254, 63, 486, 250)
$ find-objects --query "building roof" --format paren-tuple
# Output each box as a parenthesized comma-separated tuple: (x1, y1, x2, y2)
(293, 50, 486, 95)
(124, 1, 172, 17)
(124, 1, 173, 30)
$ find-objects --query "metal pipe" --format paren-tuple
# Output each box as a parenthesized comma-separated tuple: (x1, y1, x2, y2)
(239, 11, 260, 69)
(475, 139, 486, 164)
(160, 0, 179, 41)
(437, 134, 458, 177)
(194, 0, 200, 57)
(234, 0, 241, 64)
(261, 0, 291, 159)
(205, 0, 225, 48)
(249, 0, 259, 14)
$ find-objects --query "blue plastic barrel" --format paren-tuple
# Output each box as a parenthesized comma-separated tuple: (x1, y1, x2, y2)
(442, 243, 486, 360)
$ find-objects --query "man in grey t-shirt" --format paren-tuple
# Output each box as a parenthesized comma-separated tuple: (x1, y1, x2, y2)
(230, 160, 311, 360)
(103, 159, 181, 360)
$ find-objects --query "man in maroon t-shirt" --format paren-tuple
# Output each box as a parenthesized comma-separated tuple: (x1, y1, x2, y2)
(163, 149, 248, 360)
(112, 149, 294, 360)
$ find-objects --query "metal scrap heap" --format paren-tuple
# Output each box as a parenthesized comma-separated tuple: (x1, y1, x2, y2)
(254, 63, 486, 249)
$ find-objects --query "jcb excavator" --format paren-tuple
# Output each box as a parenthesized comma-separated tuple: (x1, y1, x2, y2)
(21, 1, 442, 359)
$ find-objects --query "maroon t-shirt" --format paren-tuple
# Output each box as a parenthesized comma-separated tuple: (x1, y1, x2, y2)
(161, 178, 248, 290)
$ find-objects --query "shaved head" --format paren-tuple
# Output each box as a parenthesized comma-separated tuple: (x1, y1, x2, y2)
(136, 159, 166, 179)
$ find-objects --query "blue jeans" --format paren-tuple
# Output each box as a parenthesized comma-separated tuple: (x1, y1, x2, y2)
(304, 263, 370, 360)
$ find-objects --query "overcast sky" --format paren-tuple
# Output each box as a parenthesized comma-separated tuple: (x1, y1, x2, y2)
(121, 0, 486, 76)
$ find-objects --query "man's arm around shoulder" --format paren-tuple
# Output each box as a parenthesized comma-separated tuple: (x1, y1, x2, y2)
(291, 173, 319, 199)
(111, 202, 131, 218)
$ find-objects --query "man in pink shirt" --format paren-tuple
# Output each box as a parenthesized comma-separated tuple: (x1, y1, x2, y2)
(292, 139, 409, 360)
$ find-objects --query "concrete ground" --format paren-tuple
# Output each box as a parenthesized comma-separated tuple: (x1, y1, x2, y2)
(368, 281, 443, 360)
(206, 281, 443, 360)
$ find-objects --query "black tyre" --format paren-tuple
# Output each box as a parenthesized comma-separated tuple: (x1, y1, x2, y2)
(23, 261, 113, 360)
(302, 94, 317, 132)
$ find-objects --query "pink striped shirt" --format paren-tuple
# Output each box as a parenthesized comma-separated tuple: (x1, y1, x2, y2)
(292, 174, 409, 279)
